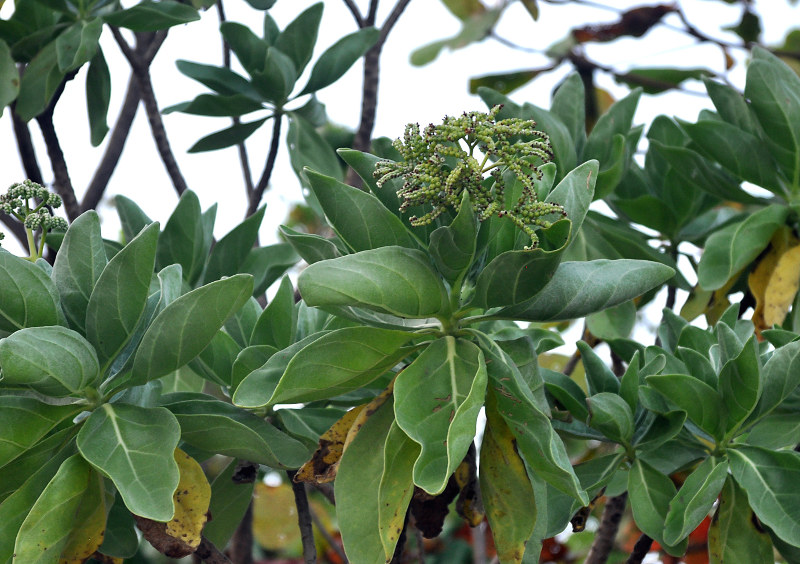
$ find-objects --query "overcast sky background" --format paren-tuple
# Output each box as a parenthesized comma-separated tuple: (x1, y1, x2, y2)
(3, 0, 798, 249)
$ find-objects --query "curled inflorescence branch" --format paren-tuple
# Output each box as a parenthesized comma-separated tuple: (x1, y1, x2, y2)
(374, 105, 566, 249)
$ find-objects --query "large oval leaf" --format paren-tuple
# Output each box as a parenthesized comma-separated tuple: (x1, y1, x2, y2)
(394, 337, 487, 494)
(0, 326, 100, 397)
(77, 403, 180, 521)
(0, 397, 79, 469)
(497, 259, 674, 321)
(298, 246, 448, 319)
(131, 274, 253, 384)
(0, 249, 61, 333)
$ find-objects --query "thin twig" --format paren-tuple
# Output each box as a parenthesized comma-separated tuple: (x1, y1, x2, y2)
(247, 113, 282, 217)
(624, 532, 654, 564)
(10, 102, 44, 184)
(414, 523, 425, 564)
(288, 470, 317, 564)
(229, 502, 254, 564)
(584, 492, 628, 564)
(341, 0, 365, 27)
(195, 536, 234, 564)
(310, 504, 348, 564)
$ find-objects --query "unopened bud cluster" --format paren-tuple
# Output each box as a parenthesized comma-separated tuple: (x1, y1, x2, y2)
(374, 105, 565, 249)
(0, 180, 67, 248)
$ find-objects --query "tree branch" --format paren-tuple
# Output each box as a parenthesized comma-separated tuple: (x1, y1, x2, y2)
(624, 532, 654, 564)
(346, 0, 413, 188)
(110, 26, 189, 197)
(341, 0, 365, 27)
(288, 470, 317, 564)
(10, 100, 44, 185)
(584, 492, 628, 564)
(247, 114, 282, 217)
(194, 536, 234, 564)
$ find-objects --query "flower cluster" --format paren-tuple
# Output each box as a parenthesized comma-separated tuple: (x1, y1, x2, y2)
(374, 105, 566, 249)
(0, 180, 67, 232)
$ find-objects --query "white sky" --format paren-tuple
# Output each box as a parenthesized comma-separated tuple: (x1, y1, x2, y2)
(1, 0, 797, 253)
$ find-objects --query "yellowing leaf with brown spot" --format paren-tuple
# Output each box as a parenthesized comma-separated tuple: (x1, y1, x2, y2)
(59, 469, 107, 564)
(479, 392, 537, 564)
(165, 448, 211, 550)
(295, 404, 365, 485)
(749, 228, 800, 334)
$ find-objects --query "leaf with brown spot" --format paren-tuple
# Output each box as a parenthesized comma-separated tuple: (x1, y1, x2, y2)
(165, 449, 211, 550)
(749, 228, 800, 334)
(295, 405, 365, 485)
(378, 422, 419, 560)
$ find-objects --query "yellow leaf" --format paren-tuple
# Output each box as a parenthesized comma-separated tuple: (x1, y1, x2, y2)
(58, 470, 107, 564)
(252, 482, 331, 554)
(764, 244, 800, 327)
(165, 448, 211, 550)
(295, 404, 365, 485)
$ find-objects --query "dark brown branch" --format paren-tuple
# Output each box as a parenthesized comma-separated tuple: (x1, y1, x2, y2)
(0, 212, 26, 247)
(365, 0, 379, 26)
(82, 76, 140, 211)
(341, 0, 365, 27)
(624, 533, 654, 564)
(228, 502, 254, 564)
(110, 26, 189, 197)
(247, 113, 282, 217)
(10, 101, 44, 185)
(309, 504, 348, 563)
(35, 74, 81, 221)
(346, 0, 413, 188)
(288, 470, 317, 564)
(584, 492, 628, 564)
(195, 536, 234, 564)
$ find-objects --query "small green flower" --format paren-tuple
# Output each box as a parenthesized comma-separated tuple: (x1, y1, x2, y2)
(374, 105, 565, 249)
(0, 180, 67, 260)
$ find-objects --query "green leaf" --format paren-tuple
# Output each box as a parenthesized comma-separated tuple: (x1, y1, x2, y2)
(752, 338, 800, 421)
(188, 329, 239, 386)
(468, 68, 543, 95)
(299, 27, 379, 95)
(224, 297, 261, 348)
(203, 458, 254, 550)
(241, 243, 299, 297)
(102, 0, 200, 31)
(298, 247, 448, 318)
(378, 422, 418, 560)
(0, 439, 75, 563)
(0, 40, 19, 115)
(161, 393, 308, 468)
(584, 89, 640, 183)
(586, 300, 636, 341)
(54, 18, 101, 72)
(336, 395, 394, 564)
(646, 374, 725, 441)
(628, 458, 688, 557)
(578, 340, 620, 395)
(546, 160, 596, 239)
(85, 48, 110, 146)
(394, 337, 487, 494)
(745, 47, 800, 183)
(410, 9, 500, 66)
(709, 476, 774, 564)
(472, 220, 570, 309)
(0, 429, 74, 504)
(175, 60, 259, 98)
(586, 392, 634, 445)
(115, 195, 153, 243)
(163, 93, 264, 117)
(13, 455, 103, 563)
(220, 22, 267, 75)
(188, 117, 268, 153)
(664, 457, 728, 545)
(230, 344, 278, 391)
(718, 335, 761, 434)
(497, 259, 674, 322)
(250, 276, 296, 349)
(0, 326, 99, 397)
(52, 210, 107, 333)
(473, 332, 587, 504)
(698, 204, 789, 291)
(274, 2, 322, 76)
(76, 403, 180, 521)
(429, 191, 477, 285)
(98, 496, 139, 558)
(86, 222, 158, 373)
(704, 77, 758, 134)
(681, 120, 783, 194)
(0, 249, 61, 333)
(232, 333, 328, 408)
(268, 326, 416, 405)
(728, 445, 800, 546)
(131, 274, 253, 383)
(542, 370, 588, 420)
(551, 72, 586, 152)
(616, 67, 712, 94)
(480, 395, 537, 564)
(305, 169, 416, 252)
(14, 41, 64, 122)
(287, 114, 344, 188)
(203, 206, 265, 284)
(0, 397, 78, 469)
(157, 190, 207, 284)
(278, 225, 341, 265)
(251, 47, 297, 104)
